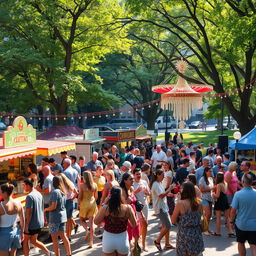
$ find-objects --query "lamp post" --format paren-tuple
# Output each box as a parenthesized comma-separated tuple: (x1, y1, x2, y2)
(233, 131, 241, 162)
(165, 107, 170, 146)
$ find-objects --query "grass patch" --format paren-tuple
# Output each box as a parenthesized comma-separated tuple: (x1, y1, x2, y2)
(157, 130, 238, 146)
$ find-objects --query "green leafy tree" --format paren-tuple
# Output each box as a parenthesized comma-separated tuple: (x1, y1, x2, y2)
(124, 0, 256, 135)
(0, 0, 130, 125)
(98, 40, 179, 129)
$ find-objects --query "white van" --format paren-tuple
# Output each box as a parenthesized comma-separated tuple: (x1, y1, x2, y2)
(155, 116, 176, 129)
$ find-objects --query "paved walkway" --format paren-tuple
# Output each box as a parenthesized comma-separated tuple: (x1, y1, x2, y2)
(19, 209, 252, 256)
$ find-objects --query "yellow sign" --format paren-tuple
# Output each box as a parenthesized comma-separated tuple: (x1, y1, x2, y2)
(118, 130, 135, 141)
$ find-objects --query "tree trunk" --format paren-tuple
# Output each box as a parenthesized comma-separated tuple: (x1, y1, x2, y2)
(37, 105, 43, 131)
(55, 103, 67, 126)
(233, 114, 255, 136)
(143, 106, 160, 130)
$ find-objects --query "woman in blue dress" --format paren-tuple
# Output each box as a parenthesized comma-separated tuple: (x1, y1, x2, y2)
(172, 181, 204, 256)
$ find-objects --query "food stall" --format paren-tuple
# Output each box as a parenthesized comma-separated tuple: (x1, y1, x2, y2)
(229, 127, 256, 173)
(54, 128, 106, 162)
(136, 125, 152, 142)
(0, 116, 76, 204)
(100, 129, 136, 149)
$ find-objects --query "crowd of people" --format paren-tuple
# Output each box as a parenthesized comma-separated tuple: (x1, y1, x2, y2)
(0, 138, 256, 256)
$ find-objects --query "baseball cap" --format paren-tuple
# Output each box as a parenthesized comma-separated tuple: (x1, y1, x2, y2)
(122, 161, 131, 169)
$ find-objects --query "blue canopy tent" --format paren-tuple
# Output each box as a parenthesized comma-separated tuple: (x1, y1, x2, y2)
(229, 128, 256, 150)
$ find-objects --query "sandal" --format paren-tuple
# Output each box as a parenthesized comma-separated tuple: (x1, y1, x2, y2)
(154, 240, 162, 251)
(228, 233, 236, 238)
(74, 224, 79, 234)
(164, 244, 176, 250)
(213, 232, 221, 236)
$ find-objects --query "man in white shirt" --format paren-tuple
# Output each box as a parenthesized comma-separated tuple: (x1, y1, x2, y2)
(151, 170, 175, 251)
(151, 145, 167, 169)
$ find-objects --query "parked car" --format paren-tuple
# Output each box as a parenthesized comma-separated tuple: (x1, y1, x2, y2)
(0, 122, 6, 130)
(189, 121, 202, 129)
(215, 120, 236, 130)
(155, 116, 177, 129)
(107, 119, 138, 130)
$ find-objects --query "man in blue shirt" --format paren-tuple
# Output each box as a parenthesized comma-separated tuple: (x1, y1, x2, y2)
(195, 158, 210, 185)
(230, 173, 256, 256)
(49, 158, 63, 173)
(86, 152, 102, 174)
(23, 178, 54, 256)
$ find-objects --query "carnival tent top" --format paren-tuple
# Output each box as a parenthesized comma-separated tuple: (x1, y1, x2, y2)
(229, 127, 256, 150)
(37, 126, 83, 140)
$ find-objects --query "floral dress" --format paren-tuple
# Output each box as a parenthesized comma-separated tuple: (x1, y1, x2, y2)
(176, 210, 204, 256)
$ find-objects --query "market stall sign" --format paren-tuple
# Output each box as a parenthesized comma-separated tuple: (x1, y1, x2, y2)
(3, 116, 36, 149)
(118, 130, 135, 141)
(136, 125, 147, 137)
(83, 128, 100, 141)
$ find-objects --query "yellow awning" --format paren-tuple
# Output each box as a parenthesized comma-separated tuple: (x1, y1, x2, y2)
(36, 140, 76, 156)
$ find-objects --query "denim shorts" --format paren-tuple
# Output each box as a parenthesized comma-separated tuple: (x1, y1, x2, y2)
(49, 222, 65, 234)
(66, 199, 74, 219)
(202, 199, 212, 206)
(0, 226, 21, 251)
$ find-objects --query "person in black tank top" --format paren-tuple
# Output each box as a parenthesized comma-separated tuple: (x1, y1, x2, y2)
(212, 172, 235, 237)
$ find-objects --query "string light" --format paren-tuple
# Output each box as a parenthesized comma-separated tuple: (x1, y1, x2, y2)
(1, 80, 255, 119)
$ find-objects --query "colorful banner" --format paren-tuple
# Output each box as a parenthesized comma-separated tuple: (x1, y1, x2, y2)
(136, 125, 147, 137)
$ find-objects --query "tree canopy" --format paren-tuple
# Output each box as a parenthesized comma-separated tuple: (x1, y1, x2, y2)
(0, 0, 130, 124)
(124, 0, 256, 134)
